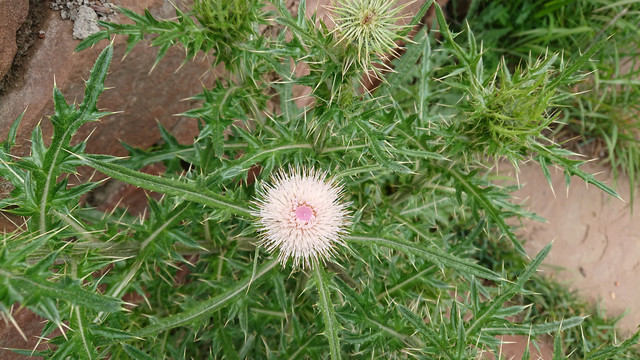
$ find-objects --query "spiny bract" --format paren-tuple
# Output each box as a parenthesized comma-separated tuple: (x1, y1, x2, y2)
(331, 0, 410, 70)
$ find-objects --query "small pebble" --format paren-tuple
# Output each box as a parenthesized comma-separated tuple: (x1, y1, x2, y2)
(90, 4, 111, 14)
(51, 0, 113, 24)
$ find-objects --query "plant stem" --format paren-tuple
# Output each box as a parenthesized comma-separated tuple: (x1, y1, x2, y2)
(314, 265, 342, 360)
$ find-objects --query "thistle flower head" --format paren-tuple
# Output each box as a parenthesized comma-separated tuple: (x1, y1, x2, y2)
(192, 0, 263, 68)
(331, 0, 411, 71)
(251, 167, 350, 269)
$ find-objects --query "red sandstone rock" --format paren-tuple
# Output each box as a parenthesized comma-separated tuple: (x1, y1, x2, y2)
(0, 0, 29, 82)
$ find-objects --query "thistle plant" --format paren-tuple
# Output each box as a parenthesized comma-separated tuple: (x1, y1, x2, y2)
(0, 1, 639, 359)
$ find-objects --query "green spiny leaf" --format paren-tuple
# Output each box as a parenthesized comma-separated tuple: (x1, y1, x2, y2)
(347, 234, 503, 281)
(72, 307, 99, 360)
(75, 154, 251, 217)
(121, 344, 154, 360)
(445, 167, 527, 257)
(3, 111, 24, 153)
(1, 271, 122, 313)
(465, 243, 552, 336)
(134, 259, 277, 338)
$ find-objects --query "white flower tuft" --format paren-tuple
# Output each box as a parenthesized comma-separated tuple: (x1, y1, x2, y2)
(252, 167, 350, 268)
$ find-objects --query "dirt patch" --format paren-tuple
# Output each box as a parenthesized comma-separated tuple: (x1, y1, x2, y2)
(0, 0, 48, 96)
(507, 161, 640, 336)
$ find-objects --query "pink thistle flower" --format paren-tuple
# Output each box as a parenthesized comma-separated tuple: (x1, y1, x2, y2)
(252, 167, 351, 268)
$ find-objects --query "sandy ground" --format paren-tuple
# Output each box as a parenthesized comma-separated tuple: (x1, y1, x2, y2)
(509, 161, 640, 336)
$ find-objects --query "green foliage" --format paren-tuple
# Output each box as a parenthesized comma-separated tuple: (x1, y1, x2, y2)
(1, 1, 638, 359)
(77, 1, 267, 74)
(464, 0, 640, 203)
(476, 234, 640, 359)
(0, 46, 126, 358)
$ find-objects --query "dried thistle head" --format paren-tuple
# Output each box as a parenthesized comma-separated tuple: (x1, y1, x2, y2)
(330, 0, 412, 72)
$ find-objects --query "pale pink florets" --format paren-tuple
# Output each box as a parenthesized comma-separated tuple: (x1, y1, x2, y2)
(252, 167, 350, 268)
